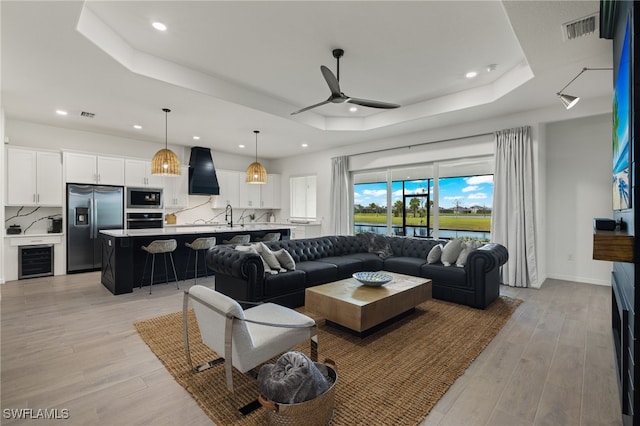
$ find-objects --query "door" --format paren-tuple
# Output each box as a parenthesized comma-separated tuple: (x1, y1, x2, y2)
(93, 186, 124, 268)
(67, 184, 94, 272)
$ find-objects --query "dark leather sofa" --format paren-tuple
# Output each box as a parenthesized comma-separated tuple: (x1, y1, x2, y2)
(205, 234, 508, 309)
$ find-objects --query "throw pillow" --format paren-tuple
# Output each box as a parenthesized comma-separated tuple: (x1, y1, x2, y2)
(363, 232, 393, 259)
(235, 244, 275, 274)
(256, 242, 283, 271)
(258, 351, 329, 404)
(441, 239, 464, 266)
(456, 240, 482, 267)
(274, 249, 296, 270)
(426, 244, 443, 264)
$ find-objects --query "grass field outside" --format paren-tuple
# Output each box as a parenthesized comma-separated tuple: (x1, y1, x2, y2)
(354, 212, 491, 232)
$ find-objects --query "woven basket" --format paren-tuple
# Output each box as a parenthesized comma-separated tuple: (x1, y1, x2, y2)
(258, 359, 337, 426)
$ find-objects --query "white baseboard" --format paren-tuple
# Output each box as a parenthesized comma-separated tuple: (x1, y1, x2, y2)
(545, 273, 610, 286)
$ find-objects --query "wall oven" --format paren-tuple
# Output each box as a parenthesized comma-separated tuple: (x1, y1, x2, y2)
(126, 212, 164, 229)
(127, 187, 163, 209)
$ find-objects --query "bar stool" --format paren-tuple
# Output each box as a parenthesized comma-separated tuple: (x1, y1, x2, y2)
(255, 232, 281, 242)
(222, 234, 250, 245)
(184, 237, 216, 284)
(140, 239, 179, 294)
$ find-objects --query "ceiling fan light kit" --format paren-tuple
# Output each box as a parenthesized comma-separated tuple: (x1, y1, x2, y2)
(151, 108, 181, 176)
(556, 67, 612, 110)
(291, 48, 401, 115)
(246, 130, 267, 184)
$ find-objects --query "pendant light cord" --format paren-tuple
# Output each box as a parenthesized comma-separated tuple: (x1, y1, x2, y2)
(163, 108, 171, 150)
(254, 130, 259, 162)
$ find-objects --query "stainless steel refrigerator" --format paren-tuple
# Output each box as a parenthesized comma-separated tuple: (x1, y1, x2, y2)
(67, 184, 124, 273)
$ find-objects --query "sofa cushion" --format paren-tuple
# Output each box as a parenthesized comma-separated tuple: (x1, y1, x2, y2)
(316, 256, 364, 279)
(342, 253, 384, 271)
(420, 263, 467, 287)
(383, 256, 427, 276)
(441, 239, 465, 266)
(294, 261, 338, 286)
(263, 270, 307, 297)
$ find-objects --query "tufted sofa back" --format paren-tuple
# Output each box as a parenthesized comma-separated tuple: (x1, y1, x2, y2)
(401, 237, 445, 258)
(329, 235, 367, 255)
(267, 238, 335, 262)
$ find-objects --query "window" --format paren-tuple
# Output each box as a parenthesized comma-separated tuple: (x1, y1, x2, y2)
(437, 175, 493, 240)
(290, 175, 316, 219)
(353, 163, 493, 240)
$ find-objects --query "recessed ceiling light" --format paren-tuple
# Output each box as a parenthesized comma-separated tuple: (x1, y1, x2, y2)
(239, 144, 245, 149)
(465, 71, 478, 79)
(56, 110, 68, 116)
(301, 143, 309, 148)
(192, 136, 200, 140)
(349, 106, 358, 112)
(133, 124, 142, 129)
(152, 22, 167, 31)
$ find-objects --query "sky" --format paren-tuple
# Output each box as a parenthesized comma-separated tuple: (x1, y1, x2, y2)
(354, 175, 494, 209)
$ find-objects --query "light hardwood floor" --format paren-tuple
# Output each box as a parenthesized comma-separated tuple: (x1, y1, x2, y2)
(1, 273, 621, 425)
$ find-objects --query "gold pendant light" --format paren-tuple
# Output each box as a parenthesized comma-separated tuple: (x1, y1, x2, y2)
(245, 130, 267, 184)
(151, 108, 181, 176)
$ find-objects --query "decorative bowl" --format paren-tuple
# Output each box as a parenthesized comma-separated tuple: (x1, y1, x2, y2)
(352, 272, 393, 287)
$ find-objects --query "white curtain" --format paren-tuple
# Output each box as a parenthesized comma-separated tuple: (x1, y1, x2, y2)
(330, 156, 353, 235)
(491, 126, 538, 288)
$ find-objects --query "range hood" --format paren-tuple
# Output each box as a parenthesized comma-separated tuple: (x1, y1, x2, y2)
(188, 147, 220, 195)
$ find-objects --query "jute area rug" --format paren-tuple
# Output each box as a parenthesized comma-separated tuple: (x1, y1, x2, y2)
(134, 296, 521, 425)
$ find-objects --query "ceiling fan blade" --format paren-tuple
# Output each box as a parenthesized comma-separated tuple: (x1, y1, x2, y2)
(320, 65, 342, 97)
(347, 97, 401, 109)
(290, 99, 331, 115)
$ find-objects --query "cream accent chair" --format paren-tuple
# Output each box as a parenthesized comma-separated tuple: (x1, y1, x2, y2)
(183, 285, 318, 392)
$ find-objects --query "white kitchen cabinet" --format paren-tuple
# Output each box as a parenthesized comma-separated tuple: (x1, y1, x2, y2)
(6, 148, 62, 206)
(260, 174, 281, 209)
(290, 224, 322, 239)
(125, 159, 164, 188)
(163, 166, 189, 208)
(64, 152, 125, 186)
(212, 170, 240, 208)
(239, 180, 261, 208)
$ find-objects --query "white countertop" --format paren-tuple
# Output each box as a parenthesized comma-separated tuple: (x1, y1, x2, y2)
(101, 224, 294, 237)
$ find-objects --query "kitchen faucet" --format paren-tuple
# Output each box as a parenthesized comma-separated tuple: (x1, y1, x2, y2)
(225, 204, 233, 227)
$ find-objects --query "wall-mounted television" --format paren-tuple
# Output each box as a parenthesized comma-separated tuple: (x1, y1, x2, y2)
(613, 20, 631, 210)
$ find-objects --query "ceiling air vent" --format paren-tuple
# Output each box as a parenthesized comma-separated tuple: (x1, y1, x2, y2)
(80, 111, 95, 118)
(563, 13, 598, 41)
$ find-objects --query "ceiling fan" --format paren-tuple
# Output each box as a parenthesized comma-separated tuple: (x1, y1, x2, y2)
(291, 49, 401, 115)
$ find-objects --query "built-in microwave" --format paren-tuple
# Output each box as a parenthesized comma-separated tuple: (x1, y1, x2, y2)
(127, 187, 163, 209)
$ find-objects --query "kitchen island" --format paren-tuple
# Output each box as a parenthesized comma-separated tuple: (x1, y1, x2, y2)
(99, 225, 292, 295)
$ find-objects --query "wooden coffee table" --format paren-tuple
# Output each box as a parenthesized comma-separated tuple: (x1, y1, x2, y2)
(305, 272, 432, 335)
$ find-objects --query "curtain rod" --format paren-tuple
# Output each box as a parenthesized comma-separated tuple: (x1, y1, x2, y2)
(348, 131, 494, 158)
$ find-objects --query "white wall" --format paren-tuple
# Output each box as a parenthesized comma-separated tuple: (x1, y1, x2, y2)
(545, 114, 613, 285)
(1, 109, 6, 284)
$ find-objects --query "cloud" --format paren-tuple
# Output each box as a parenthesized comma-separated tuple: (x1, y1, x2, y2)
(468, 193, 488, 200)
(444, 196, 464, 201)
(462, 185, 479, 193)
(465, 175, 493, 185)
(362, 189, 387, 197)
